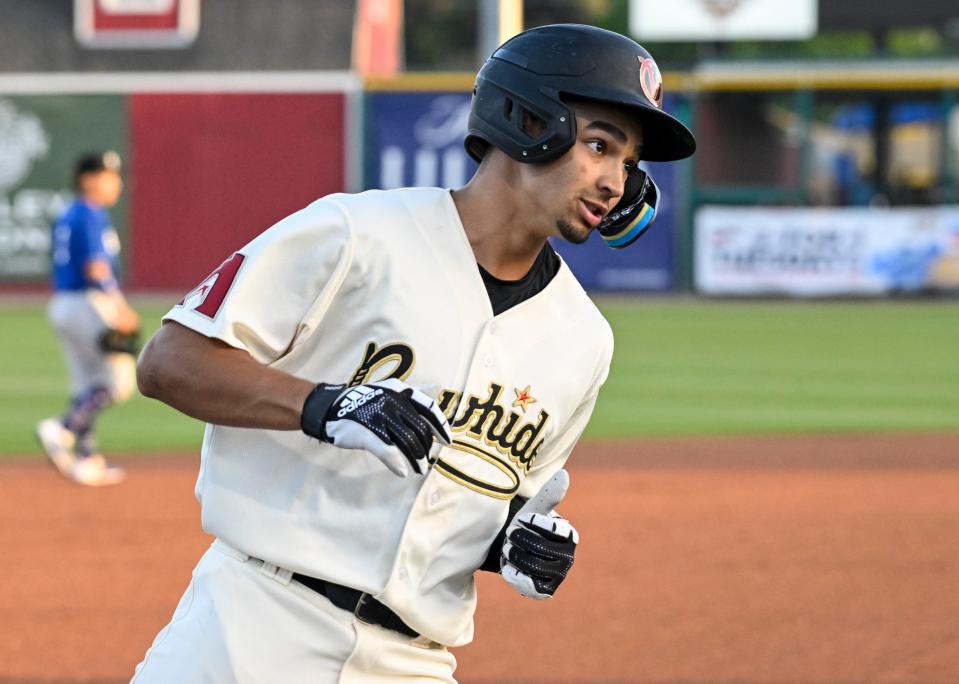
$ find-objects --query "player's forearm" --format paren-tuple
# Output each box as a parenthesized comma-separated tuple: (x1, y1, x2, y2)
(84, 257, 119, 291)
(137, 321, 314, 430)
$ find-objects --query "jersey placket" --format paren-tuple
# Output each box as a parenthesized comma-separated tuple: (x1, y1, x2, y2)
(376, 315, 509, 639)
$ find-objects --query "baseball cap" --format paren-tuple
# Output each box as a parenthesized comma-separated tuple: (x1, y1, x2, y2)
(74, 150, 122, 178)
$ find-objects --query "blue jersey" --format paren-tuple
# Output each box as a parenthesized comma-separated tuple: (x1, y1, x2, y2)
(51, 199, 119, 291)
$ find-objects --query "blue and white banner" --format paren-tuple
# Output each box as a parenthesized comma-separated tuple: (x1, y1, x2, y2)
(695, 206, 959, 295)
(367, 92, 476, 190)
(365, 91, 680, 292)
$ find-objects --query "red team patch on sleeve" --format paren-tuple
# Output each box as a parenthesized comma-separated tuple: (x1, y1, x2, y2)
(178, 252, 245, 319)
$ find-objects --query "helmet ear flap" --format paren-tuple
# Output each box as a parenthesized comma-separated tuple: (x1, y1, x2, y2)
(466, 76, 576, 163)
(597, 170, 659, 250)
(503, 96, 537, 138)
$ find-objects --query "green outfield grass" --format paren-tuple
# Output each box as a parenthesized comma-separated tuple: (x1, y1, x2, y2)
(1, 298, 957, 457)
(593, 298, 959, 438)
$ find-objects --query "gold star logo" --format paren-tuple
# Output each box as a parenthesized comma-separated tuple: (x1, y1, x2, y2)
(513, 385, 537, 413)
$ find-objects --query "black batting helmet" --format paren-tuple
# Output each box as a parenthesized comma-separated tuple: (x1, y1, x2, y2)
(465, 23, 695, 164)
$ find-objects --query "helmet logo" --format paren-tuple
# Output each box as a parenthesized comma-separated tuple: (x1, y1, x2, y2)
(639, 57, 663, 109)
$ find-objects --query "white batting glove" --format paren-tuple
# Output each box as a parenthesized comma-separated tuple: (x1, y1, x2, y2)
(300, 377, 452, 477)
(501, 469, 580, 600)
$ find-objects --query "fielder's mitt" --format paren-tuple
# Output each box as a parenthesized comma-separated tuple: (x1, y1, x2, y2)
(99, 328, 141, 355)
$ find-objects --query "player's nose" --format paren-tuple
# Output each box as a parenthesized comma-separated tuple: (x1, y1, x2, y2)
(596, 163, 627, 204)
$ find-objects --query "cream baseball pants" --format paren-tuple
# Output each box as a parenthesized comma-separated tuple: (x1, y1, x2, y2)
(131, 540, 458, 683)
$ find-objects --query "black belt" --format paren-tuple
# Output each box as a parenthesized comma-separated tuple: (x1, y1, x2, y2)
(292, 572, 419, 639)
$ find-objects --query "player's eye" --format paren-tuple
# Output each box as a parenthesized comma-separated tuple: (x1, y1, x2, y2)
(586, 139, 607, 155)
(624, 159, 637, 173)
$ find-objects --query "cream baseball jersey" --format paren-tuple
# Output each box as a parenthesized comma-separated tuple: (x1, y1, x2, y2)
(163, 187, 613, 647)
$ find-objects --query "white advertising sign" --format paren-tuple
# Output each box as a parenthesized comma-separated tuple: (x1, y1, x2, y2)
(630, 0, 817, 41)
(695, 206, 959, 296)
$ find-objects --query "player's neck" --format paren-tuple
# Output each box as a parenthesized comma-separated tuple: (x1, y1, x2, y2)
(80, 192, 107, 209)
(451, 164, 548, 281)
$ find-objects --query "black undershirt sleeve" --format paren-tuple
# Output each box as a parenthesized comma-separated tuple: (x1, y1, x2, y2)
(479, 494, 529, 573)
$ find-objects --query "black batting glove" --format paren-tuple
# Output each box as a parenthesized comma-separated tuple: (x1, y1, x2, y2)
(301, 378, 452, 477)
(500, 470, 579, 599)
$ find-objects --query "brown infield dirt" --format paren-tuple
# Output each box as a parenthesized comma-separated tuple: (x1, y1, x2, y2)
(2, 433, 959, 684)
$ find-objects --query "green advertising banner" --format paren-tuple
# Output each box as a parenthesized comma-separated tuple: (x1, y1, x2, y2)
(0, 95, 127, 283)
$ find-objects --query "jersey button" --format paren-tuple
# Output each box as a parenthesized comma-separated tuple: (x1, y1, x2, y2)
(483, 354, 493, 367)
(398, 567, 409, 580)
(490, 322, 498, 334)
(429, 492, 440, 506)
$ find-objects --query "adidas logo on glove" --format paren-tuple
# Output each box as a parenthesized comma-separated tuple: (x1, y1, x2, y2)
(301, 377, 452, 478)
(336, 387, 384, 418)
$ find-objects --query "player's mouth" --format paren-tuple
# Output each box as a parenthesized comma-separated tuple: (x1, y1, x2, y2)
(578, 198, 606, 228)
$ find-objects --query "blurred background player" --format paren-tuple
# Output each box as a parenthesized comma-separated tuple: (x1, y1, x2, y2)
(36, 151, 140, 486)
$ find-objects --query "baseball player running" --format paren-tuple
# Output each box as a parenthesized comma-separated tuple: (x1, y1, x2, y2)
(132, 24, 694, 683)
(37, 151, 139, 486)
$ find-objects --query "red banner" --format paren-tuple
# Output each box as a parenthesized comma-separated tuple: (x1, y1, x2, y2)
(352, 0, 404, 75)
(128, 93, 346, 289)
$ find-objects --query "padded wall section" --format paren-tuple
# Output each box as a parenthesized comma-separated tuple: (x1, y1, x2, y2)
(129, 92, 345, 289)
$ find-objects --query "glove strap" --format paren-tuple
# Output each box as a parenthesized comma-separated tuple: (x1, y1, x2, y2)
(300, 383, 346, 441)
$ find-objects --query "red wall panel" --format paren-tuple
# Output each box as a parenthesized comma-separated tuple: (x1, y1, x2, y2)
(129, 93, 345, 289)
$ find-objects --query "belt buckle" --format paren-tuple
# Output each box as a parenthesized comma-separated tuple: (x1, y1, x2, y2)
(353, 592, 373, 625)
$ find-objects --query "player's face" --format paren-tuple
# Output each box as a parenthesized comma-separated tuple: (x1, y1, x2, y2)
(531, 102, 644, 244)
(82, 170, 123, 208)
